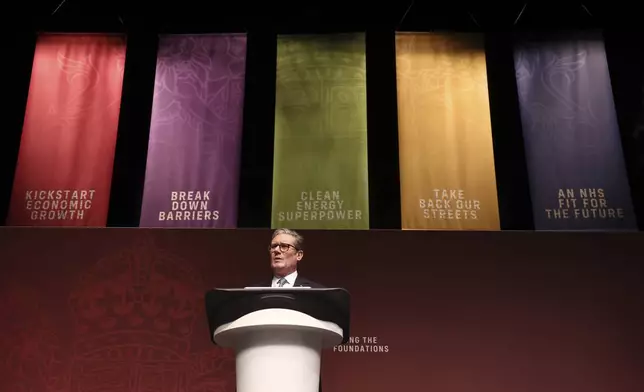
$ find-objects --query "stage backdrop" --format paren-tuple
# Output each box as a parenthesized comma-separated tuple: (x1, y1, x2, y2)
(0, 228, 642, 392)
(395, 32, 500, 230)
(6, 34, 126, 226)
(271, 33, 370, 230)
(513, 32, 637, 230)
(139, 34, 247, 228)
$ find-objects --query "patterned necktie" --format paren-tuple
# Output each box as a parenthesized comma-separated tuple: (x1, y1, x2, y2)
(277, 277, 287, 287)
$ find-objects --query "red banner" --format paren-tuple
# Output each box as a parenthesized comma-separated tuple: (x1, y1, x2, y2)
(6, 34, 126, 226)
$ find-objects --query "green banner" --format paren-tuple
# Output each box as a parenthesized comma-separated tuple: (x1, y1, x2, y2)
(271, 33, 370, 229)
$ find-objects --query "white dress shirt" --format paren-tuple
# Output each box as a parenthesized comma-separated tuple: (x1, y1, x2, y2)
(271, 270, 298, 287)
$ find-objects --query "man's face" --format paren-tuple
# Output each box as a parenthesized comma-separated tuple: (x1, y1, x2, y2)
(269, 233, 303, 277)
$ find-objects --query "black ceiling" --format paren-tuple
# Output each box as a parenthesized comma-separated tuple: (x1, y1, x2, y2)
(10, 1, 642, 33)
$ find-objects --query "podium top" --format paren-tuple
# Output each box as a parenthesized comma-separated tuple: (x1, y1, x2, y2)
(205, 287, 351, 345)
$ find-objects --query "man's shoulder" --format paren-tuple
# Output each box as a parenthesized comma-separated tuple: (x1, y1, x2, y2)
(295, 276, 326, 288)
(245, 275, 326, 288)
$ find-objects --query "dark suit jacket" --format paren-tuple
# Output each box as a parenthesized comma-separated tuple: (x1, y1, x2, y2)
(248, 274, 326, 289)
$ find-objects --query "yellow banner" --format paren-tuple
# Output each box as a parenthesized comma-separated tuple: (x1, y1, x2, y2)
(395, 32, 500, 230)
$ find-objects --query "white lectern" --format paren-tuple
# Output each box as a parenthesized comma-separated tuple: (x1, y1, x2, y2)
(205, 287, 351, 392)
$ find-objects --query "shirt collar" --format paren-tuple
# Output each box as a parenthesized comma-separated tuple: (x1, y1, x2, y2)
(274, 270, 298, 285)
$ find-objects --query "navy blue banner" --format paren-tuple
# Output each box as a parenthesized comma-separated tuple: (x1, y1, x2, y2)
(513, 33, 637, 230)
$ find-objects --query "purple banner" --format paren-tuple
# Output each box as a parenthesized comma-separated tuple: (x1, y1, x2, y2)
(140, 34, 247, 228)
(513, 33, 637, 230)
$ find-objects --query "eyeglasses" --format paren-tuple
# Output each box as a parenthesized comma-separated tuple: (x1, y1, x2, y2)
(268, 242, 298, 253)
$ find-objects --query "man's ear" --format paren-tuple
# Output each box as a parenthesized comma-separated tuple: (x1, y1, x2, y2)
(296, 250, 304, 261)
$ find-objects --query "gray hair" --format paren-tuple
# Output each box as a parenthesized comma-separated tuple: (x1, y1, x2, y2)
(271, 228, 304, 250)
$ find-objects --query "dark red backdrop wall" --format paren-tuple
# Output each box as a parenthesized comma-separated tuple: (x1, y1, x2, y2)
(0, 228, 642, 392)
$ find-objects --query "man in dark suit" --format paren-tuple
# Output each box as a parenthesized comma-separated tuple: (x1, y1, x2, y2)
(251, 228, 325, 288)
(248, 228, 326, 391)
